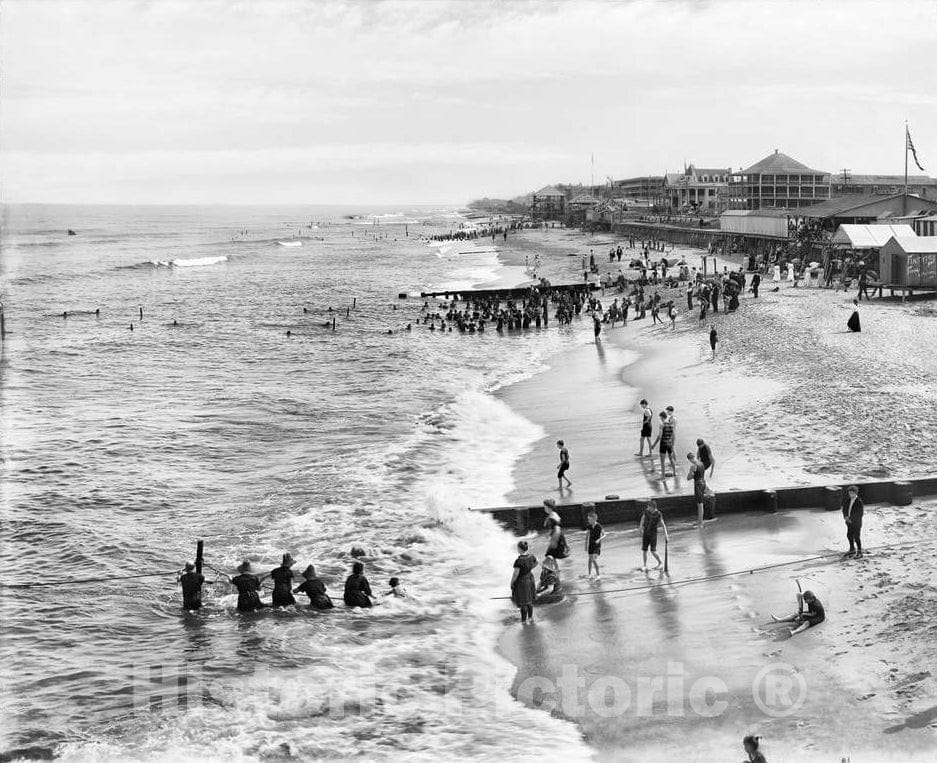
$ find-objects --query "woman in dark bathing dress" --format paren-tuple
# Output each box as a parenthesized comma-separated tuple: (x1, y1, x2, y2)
(269, 553, 297, 607)
(230, 561, 268, 612)
(294, 564, 334, 609)
(510, 540, 538, 623)
(343, 561, 373, 608)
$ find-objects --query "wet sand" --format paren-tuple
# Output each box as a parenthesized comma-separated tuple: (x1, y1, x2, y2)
(491, 227, 937, 760)
(498, 502, 937, 761)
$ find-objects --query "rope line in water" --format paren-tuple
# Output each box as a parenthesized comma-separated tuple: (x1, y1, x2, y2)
(0, 561, 231, 590)
(0, 571, 171, 589)
(489, 539, 922, 601)
(0, 539, 923, 592)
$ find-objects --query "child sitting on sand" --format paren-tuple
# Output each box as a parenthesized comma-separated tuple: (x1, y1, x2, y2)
(772, 590, 825, 636)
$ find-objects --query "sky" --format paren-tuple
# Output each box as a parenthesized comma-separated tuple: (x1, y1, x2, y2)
(1, 0, 936, 205)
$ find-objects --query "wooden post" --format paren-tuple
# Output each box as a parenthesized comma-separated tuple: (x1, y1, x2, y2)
(195, 540, 204, 575)
(332, 317, 336, 331)
(353, 297, 357, 309)
(0, 302, 5, 341)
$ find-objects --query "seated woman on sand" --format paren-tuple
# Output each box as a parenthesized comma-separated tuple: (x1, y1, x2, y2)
(535, 556, 563, 604)
(771, 589, 825, 636)
(343, 561, 374, 608)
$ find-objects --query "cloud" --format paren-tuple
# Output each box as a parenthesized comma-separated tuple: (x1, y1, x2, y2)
(1, 0, 935, 203)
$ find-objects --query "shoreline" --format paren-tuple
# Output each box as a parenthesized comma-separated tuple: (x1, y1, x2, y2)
(484, 226, 937, 761)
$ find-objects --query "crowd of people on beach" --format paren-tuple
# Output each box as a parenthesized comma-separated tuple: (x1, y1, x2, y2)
(414, 283, 598, 333)
(413, 232, 779, 342)
(425, 218, 541, 244)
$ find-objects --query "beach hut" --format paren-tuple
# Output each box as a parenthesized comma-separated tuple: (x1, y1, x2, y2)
(879, 236, 937, 288)
(829, 224, 916, 250)
(829, 224, 917, 274)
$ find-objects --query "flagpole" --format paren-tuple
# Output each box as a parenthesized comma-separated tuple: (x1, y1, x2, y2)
(904, 121, 909, 215)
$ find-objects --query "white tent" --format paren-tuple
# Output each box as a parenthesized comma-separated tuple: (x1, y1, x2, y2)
(830, 224, 916, 249)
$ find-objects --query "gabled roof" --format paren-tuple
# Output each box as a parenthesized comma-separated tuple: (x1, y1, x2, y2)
(663, 172, 684, 185)
(533, 185, 564, 197)
(741, 151, 825, 175)
(798, 193, 937, 219)
(688, 166, 731, 177)
(883, 235, 937, 253)
(721, 209, 790, 218)
(569, 193, 600, 205)
(831, 224, 916, 248)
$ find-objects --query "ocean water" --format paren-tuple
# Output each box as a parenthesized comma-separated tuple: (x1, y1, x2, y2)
(0, 205, 592, 760)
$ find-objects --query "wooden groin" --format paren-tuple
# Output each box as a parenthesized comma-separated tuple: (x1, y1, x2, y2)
(472, 475, 937, 535)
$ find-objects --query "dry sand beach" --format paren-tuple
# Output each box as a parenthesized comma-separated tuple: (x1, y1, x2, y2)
(489, 227, 937, 761)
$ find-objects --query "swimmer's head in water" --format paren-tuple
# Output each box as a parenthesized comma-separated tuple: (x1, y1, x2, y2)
(184, 562, 194, 571)
(301, 565, 316, 579)
(517, 540, 529, 552)
(388, 577, 400, 588)
(281, 553, 295, 568)
(352, 562, 364, 575)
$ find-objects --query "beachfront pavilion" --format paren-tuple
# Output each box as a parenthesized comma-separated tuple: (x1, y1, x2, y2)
(612, 175, 666, 207)
(663, 164, 732, 212)
(531, 185, 566, 220)
(729, 150, 831, 210)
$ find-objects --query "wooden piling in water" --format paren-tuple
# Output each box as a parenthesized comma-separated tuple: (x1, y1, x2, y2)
(195, 540, 204, 575)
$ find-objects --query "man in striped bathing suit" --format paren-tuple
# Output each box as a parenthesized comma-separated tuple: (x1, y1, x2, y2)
(652, 411, 677, 477)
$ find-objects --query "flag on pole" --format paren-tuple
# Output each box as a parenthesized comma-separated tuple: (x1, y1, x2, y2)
(907, 126, 925, 171)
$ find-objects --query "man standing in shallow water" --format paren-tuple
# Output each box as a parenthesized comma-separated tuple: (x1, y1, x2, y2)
(556, 439, 572, 488)
(637, 398, 654, 457)
(651, 411, 677, 477)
